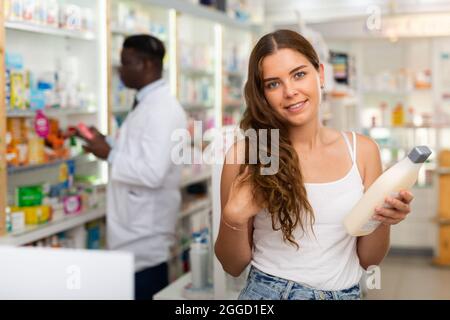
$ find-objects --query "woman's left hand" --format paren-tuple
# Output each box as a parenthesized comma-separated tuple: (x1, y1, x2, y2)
(373, 190, 414, 225)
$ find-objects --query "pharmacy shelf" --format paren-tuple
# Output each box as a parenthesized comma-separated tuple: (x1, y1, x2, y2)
(361, 89, 433, 96)
(5, 21, 95, 40)
(436, 167, 450, 175)
(6, 107, 98, 118)
(111, 26, 168, 41)
(0, 208, 105, 246)
(180, 68, 215, 78)
(183, 103, 214, 111)
(223, 100, 243, 108)
(181, 198, 211, 219)
(169, 241, 191, 260)
(154, 271, 240, 300)
(363, 125, 438, 131)
(180, 168, 211, 188)
(224, 71, 244, 78)
(112, 106, 130, 114)
(141, 0, 254, 31)
(7, 154, 97, 175)
(111, 27, 134, 36)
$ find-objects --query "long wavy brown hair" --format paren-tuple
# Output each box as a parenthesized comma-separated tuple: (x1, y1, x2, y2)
(240, 29, 320, 248)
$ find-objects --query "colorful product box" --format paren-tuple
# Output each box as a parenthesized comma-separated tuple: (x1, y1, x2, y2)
(16, 184, 43, 207)
(11, 205, 51, 225)
(9, 0, 24, 21)
(11, 210, 26, 232)
(10, 72, 26, 110)
(63, 194, 82, 215)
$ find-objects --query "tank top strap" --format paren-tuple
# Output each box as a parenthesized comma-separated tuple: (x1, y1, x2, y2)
(341, 131, 356, 164)
(351, 131, 357, 163)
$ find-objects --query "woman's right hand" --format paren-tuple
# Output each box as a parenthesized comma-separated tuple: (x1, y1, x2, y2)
(223, 167, 262, 227)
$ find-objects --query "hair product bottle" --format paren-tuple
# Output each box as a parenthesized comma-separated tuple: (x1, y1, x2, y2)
(344, 146, 432, 236)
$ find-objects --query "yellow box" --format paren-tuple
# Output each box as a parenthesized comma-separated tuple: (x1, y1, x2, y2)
(11, 206, 52, 225)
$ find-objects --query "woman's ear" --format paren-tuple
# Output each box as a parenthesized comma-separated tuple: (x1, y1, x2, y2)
(319, 63, 325, 89)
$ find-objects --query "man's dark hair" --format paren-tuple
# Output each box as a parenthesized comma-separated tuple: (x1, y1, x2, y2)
(123, 34, 165, 75)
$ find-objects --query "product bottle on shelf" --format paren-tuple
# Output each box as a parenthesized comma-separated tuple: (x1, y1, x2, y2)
(189, 240, 209, 289)
(406, 107, 415, 127)
(391, 102, 405, 127)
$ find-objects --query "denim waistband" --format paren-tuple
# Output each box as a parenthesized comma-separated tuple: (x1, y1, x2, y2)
(238, 266, 361, 300)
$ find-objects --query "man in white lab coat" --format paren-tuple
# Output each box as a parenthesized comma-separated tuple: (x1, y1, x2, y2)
(80, 35, 187, 300)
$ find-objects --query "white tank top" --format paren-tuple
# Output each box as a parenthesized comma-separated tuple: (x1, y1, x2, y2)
(251, 131, 365, 291)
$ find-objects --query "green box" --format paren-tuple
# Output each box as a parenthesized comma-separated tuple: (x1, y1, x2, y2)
(16, 185, 43, 207)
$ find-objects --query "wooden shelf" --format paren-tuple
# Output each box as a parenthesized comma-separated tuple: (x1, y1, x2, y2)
(5, 21, 95, 40)
(0, 208, 105, 246)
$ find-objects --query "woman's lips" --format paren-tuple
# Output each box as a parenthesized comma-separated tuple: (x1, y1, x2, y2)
(285, 99, 308, 113)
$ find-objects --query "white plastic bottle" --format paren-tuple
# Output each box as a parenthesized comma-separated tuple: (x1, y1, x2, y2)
(190, 241, 209, 289)
(344, 146, 432, 236)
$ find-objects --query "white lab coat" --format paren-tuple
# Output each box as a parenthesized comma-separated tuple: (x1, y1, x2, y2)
(107, 81, 187, 272)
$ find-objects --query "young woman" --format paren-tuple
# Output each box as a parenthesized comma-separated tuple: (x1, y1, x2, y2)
(214, 30, 414, 300)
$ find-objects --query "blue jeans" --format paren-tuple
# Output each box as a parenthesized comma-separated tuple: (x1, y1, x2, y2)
(238, 266, 361, 300)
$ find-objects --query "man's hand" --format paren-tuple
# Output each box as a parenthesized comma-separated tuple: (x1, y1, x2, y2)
(79, 126, 111, 160)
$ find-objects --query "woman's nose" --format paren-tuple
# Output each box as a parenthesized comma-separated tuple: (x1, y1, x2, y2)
(283, 82, 298, 98)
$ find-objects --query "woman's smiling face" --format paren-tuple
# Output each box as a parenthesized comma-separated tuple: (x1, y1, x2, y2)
(261, 48, 324, 127)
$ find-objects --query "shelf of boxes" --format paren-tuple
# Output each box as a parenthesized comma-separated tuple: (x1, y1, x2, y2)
(5, 21, 95, 40)
(0, 208, 105, 247)
(0, 1, 108, 244)
(109, 0, 171, 134)
(6, 107, 98, 118)
(325, 35, 450, 252)
(177, 12, 217, 135)
(7, 154, 97, 175)
(221, 24, 252, 127)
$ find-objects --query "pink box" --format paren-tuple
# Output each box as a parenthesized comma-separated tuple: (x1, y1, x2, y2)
(63, 195, 83, 215)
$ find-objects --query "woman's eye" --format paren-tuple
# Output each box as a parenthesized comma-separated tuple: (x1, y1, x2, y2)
(266, 81, 279, 89)
(294, 71, 306, 79)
